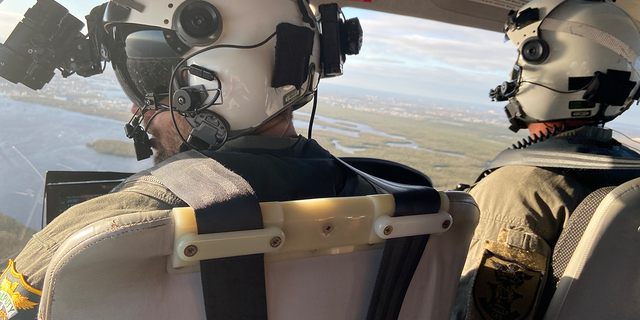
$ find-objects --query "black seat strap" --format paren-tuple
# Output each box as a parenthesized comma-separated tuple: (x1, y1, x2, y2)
(195, 195, 267, 320)
(334, 157, 441, 320)
(479, 148, 640, 182)
(150, 150, 267, 320)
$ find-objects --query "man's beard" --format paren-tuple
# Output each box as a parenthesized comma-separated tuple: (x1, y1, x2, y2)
(145, 111, 193, 165)
(153, 146, 179, 165)
(152, 134, 184, 164)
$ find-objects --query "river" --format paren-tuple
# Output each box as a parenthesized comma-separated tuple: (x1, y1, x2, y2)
(0, 98, 152, 230)
(293, 112, 467, 158)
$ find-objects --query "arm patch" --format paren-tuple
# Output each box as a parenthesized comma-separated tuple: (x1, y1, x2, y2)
(473, 240, 545, 320)
(0, 260, 41, 319)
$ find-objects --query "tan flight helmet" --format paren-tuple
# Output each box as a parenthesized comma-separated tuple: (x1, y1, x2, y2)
(489, 0, 640, 132)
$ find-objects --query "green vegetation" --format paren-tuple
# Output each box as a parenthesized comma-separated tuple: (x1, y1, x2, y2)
(299, 104, 524, 190)
(86, 139, 137, 158)
(0, 212, 36, 265)
(5, 78, 525, 189)
(8, 95, 131, 122)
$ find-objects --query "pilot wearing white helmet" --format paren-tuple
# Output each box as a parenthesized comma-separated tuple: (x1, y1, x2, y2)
(2, 1, 366, 318)
(453, 0, 640, 319)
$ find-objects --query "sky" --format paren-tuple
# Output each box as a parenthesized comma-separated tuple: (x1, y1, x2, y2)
(0, 0, 518, 109)
(330, 8, 517, 108)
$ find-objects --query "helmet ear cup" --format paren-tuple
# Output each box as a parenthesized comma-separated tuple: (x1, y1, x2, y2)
(521, 39, 549, 64)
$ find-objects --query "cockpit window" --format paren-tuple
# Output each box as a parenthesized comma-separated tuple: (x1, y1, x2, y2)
(0, 5, 519, 264)
(3, 5, 638, 268)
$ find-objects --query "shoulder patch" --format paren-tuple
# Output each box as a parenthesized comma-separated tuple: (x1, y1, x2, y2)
(0, 260, 41, 320)
(473, 243, 544, 320)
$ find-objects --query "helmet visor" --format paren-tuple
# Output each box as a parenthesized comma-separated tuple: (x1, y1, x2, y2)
(110, 25, 190, 108)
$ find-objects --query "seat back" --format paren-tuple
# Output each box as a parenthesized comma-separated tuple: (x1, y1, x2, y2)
(538, 186, 616, 312)
(543, 177, 640, 320)
(38, 191, 478, 320)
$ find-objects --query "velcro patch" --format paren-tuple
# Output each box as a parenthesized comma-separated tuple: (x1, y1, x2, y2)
(0, 260, 41, 320)
(473, 242, 545, 320)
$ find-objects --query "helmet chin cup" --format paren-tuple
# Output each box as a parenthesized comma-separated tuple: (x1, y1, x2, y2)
(521, 39, 549, 64)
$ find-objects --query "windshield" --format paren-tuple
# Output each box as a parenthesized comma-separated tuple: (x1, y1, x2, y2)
(0, 67, 154, 263)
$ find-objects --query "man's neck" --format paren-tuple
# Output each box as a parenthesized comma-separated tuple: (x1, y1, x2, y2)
(253, 117, 297, 138)
(527, 120, 597, 137)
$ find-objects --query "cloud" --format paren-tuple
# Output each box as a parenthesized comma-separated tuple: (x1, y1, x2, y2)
(0, 11, 22, 40)
(356, 12, 517, 73)
(354, 56, 406, 65)
(329, 9, 518, 105)
(325, 59, 507, 107)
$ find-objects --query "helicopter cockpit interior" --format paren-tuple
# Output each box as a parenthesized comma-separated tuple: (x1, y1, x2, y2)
(2, 0, 640, 319)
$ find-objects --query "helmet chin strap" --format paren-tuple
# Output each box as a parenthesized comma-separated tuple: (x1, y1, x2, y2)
(125, 106, 152, 161)
(124, 105, 169, 161)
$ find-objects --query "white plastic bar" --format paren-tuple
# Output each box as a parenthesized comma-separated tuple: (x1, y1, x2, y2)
(169, 192, 451, 272)
(373, 212, 452, 240)
(176, 226, 285, 262)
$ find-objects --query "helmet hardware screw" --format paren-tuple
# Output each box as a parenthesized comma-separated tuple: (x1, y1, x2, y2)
(270, 237, 283, 248)
(442, 220, 451, 229)
(184, 245, 198, 257)
(323, 224, 333, 235)
(178, 97, 186, 105)
(383, 225, 393, 236)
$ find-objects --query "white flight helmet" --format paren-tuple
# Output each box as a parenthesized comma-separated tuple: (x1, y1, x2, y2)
(103, 0, 330, 149)
(490, 0, 640, 132)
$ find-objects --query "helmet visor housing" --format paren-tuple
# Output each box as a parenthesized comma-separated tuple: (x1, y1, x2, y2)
(110, 25, 189, 108)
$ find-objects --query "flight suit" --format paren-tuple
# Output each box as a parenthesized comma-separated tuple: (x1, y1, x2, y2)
(2, 135, 374, 320)
(453, 126, 640, 320)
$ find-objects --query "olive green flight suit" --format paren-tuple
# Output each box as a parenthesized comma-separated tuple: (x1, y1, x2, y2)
(453, 126, 640, 320)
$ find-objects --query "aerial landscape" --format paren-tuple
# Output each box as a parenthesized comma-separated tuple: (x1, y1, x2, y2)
(0, 70, 528, 261)
(0, 70, 528, 187)
(2, 63, 640, 262)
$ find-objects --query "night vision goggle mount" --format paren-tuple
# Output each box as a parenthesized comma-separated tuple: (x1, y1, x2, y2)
(0, 0, 107, 90)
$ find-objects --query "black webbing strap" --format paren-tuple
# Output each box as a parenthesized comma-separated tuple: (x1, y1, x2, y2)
(477, 148, 640, 184)
(150, 150, 267, 320)
(487, 148, 640, 172)
(335, 157, 442, 320)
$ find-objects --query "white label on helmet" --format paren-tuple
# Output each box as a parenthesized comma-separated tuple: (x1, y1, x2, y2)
(572, 111, 591, 117)
(469, 0, 528, 10)
(283, 89, 302, 107)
